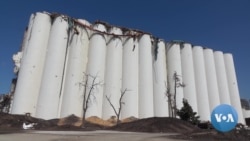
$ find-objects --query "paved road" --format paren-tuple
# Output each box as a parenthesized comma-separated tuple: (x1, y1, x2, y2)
(0, 130, 189, 141)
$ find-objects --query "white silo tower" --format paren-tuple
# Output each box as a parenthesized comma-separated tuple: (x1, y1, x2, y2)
(121, 32, 139, 119)
(166, 43, 184, 113)
(193, 46, 210, 121)
(11, 12, 51, 116)
(181, 43, 198, 113)
(138, 34, 154, 118)
(224, 53, 245, 124)
(102, 27, 123, 119)
(84, 23, 107, 118)
(59, 20, 91, 118)
(36, 15, 69, 119)
(214, 51, 231, 105)
(203, 48, 220, 111)
(153, 40, 169, 117)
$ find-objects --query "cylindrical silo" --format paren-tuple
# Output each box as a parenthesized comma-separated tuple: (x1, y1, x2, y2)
(121, 32, 139, 119)
(20, 22, 30, 52)
(180, 43, 198, 113)
(203, 49, 220, 111)
(77, 19, 91, 27)
(214, 51, 231, 105)
(166, 43, 184, 113)
(85, 23, 107, 118)
(36, 16, 69, 119)
(102, 27, 123, 120)
(11, 12, 51, 116)
(60, 21, 91, 118)
(193, 46, 210, 121)
(224, 53, 245, 124)
(153, 40, 168, 117)
(138, 34, 154, 118)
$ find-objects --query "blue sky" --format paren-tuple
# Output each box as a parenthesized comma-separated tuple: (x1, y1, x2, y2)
(0, 0, 249, 99)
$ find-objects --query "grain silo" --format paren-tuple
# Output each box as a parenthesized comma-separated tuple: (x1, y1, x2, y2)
(11, 12, 245, 124)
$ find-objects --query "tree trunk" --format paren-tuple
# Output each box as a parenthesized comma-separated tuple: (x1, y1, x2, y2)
(81, 109, 87, 127)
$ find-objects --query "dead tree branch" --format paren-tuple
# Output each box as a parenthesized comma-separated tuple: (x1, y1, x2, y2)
(165, 72, 185, 118)
(80, 73, 103, 126)
(106, 88, 128, 125)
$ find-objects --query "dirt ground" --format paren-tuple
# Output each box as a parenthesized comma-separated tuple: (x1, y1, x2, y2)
(0, 112, 250, 141)
(0, 131, 188, 141)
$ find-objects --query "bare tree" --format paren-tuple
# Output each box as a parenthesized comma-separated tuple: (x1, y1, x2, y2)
(165, 71, 185, 118)
(105, 88, 128, 125)
(80, 73, 102, 126)
(165, 81, 174, 117)
(173, 72, 185, 117)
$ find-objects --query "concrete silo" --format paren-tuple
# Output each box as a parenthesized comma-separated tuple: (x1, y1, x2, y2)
(10, 12, 245, 124)
(102, 27, 123, 119)
(153, 40, 168, 117)
(36, 16, 69, 119)
(84, 23, 107, 118)
(138, 34, 154, 118)
(224, 53, 245, 124)
(166, 43, 184, 113)
(11, 12, 51, 116)
(214, 51, 231, 105)
(181, 43, 198, 113)
(121, 32, 139, 119)
(59, 20, 91, 118)
(203, 49, 220, 111)
(193, 46, 210, 121)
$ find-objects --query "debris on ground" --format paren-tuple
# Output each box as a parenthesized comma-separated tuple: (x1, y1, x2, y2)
(22, 122, 37, 129)
(0, 112, 250, 141)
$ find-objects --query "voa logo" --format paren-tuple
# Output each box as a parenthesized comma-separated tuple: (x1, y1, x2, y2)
(211, 104, 238, 132)
(214, 113, 235, 123)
